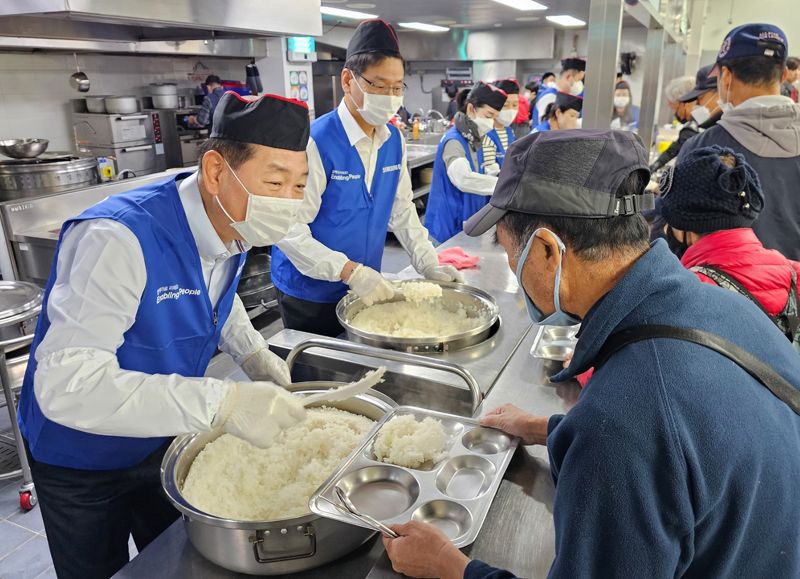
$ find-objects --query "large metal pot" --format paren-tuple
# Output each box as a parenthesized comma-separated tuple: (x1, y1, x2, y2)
(0, 281, 42, 352)
(0, 153, 98, 201)
(161, 384, 395, 575)
(104, 96, 139, 114)
(84, 96, 109, 114)
(237, 253, 276, 309)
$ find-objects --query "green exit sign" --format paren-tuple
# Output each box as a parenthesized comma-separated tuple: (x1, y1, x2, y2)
(288, 36, 315, 53)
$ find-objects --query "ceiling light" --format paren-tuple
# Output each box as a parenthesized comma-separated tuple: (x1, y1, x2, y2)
(434, 19, 458, 25)
(398, 22, 450, 32)
(320, 6, 378, 19)
(546, 14, 586, 26)
(346, 2, 376, 8)
(490, 0, 548, 11)
(515, 15, 540, 21)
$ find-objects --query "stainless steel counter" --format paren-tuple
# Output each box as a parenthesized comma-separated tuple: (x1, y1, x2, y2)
(116, 230, 577, 579)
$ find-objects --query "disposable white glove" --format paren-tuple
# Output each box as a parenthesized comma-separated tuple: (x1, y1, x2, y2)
(421, 264, 465, 283)
(213, 381, 306, 448)
(346, 264, 395, 306)
(240, 347, 291, 387)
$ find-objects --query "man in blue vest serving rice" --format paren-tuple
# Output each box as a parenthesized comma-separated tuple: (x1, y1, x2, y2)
(17, 92, 311, 579)
(272, 19, 462, 337)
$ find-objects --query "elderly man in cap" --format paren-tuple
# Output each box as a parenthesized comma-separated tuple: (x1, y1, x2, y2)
(17, 92, 311, 579)
(680, 23, 800, 260)
(383, 130, 800, 578)
(534, 57, 585, 123)
(271, 19, 461, 338)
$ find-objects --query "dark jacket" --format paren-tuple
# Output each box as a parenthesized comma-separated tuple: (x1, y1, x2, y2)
(650, 112, 722, 172)
(466, 241, 800, 579)
(679, 97, 800, 259)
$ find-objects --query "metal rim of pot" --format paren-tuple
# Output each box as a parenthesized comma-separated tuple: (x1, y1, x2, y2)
(0, 281, 43, 322)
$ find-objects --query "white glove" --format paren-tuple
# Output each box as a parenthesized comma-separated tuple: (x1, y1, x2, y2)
(346, 264, 395, 306)
(485, 163, 501, 177)
(240, 347, 291, 387)
(213, 382, 306, 448)
(421, 264, 465, 283)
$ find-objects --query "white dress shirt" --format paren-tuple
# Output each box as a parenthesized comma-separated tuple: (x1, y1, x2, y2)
(34, 172, 266, 437)
(276, 100, 438, 282)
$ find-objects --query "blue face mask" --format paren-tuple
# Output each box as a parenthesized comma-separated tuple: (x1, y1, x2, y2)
(514, 228, 582, 327)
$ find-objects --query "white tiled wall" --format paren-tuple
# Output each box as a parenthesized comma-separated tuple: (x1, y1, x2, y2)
(0, 52, 252, 151)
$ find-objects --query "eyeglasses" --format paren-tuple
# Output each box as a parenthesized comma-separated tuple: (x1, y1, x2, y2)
(354, 71, 407, 97)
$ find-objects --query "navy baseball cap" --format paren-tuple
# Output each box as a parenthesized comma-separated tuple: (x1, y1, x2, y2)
(678, 64, 718, 102)
(464, 130, 653, 237)
(710, 23, 788, 77)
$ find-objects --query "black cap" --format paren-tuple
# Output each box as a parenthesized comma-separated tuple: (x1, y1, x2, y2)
(210, 92, 310, 151)
(205, 75, 222, 85)
(555, 91, 583, 113)
(494, 78, 521, 95)
(469, 81, 508, 112)
(711, 23, 788, 76)
(346, 19, 401, 60)
(464, 130, 653, 236)
(561, 58, 586, 72)
(677, 65, 718, 103)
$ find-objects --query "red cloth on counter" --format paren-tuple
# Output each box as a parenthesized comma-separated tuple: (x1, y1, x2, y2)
(438, 247, 480, 269)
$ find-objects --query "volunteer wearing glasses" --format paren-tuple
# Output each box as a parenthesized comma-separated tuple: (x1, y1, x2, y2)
(272, 19, 461, 338)
(483, 78, 520, 168)
(17, 93, 311, 579)
(425, 81, 508, 243)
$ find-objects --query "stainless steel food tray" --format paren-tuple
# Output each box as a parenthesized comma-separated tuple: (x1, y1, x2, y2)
(309, 406, 518, 548)
(336, 280, 500, 353)
(530, 324, 580, 361)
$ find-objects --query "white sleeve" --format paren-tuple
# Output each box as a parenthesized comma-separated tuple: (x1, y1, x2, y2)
(274, 137, 350, 282)
(34, 219, 230, 438)
(445, 157, 499, 197)
(388, 139, 438, 274)
(217, 293, 267, 366)
(536, 93, 556, 122)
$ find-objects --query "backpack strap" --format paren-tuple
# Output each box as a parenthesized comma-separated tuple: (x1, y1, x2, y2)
(691, 265, 771, 317)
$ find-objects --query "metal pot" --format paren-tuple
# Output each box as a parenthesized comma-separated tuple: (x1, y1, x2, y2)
(0, 281, 42, 353)
(84, 96, 109, 114)
(0, 153, 99, 201)
(149, 83, 178, 96)
(152, 94, 179, 109)
(104, 96, 139, 114)
(161, 385, 395, 575)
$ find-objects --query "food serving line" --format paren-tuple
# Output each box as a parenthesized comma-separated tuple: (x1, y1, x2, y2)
(116, 232, 582, 579)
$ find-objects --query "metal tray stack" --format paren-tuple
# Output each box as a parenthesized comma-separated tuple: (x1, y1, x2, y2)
(309, 406, 518, 548)
(530, 325, 580, 361)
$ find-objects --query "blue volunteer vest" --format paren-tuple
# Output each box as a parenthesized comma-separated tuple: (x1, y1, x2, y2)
(271, 110, 403, 304)
(17, 175, 246, 470)
(534, 86, 557, 122)
(486, 126, 516, 167)
(531, 120, 552, 134)
(425, 126, 488, 244)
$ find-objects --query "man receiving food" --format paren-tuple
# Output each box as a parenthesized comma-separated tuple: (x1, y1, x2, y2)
(17, 92, 311, 579)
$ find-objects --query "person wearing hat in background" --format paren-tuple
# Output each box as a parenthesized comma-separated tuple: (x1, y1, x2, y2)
(445, 84, 460, 121)
(189, 74, 225, 128)
(610, 80, 640, 131)
(272, 20, 462, 338)
(531, 91, 583, 133)
(781, 56, 799, 102)
(424, 81, 507, 244)
(383, 129, 800, 579)
(680, 23, 800, 260)
(661, 145, 800, 348)
(483, 78, 520, 168)
(534, 58, 585, 124)
(16, 92, 312, 579)
(651, 65, 723, 173)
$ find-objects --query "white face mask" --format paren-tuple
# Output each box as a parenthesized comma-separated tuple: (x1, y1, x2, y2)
(545, 81, 556, 89)
(575, 117, 583, 129)
(217, 158, 302, 247)
(570, 80, 584, 96)
(691, 104, 711, 125)
(473, 116, 495, 136)
(349, 73, 404, 127)
(614, 96, 630, 108)
(717, 72, 735, 114)
(497, 108, 518, 127)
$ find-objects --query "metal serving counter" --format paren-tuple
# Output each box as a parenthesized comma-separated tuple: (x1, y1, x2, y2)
(116, 231, 579, 579)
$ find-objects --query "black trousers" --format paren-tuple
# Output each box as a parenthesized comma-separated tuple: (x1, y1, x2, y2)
(276, 289, 344, 338)
(26, 441, 179, 579)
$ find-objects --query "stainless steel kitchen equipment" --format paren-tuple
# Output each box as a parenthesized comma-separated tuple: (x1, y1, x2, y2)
(237, 251, 277, 313)
(69, 52, 89, 92)
(149, 83, 179, 109)
(84, 96, 110, 114)
(336, 280, 500, 354)
(530, 325, 579, 361)
(72, 109, 166, 176)
(310, 405, 518, 548)
(0, 153, 98, 202)
(104, 96, 139, 114)
(160, 383, 396, 575)
(0, 280, 42, 512)
(0, 139, 49, 159)
(144, 109, 207, 169)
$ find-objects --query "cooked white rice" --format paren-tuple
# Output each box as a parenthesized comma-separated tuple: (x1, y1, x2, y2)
(400, 281, 443, 303)
(373, 415, 448, 468)
(350, 300, 477, 338)
(181, 407, 374, 521)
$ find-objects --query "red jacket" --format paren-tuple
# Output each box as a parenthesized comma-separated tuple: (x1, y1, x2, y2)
(515, 97, 530, 125)
(681, 228, 800, 316)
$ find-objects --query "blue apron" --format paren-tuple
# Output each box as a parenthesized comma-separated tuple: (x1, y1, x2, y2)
(17, 174, 246, 470)
(425, 126, 488, 244)
(271, 110, 403, 304)
(485, 126, 516, 167)
(531, 120, 552, 133)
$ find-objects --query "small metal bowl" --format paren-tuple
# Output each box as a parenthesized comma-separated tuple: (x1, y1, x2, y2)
(0, 139, 49, 159)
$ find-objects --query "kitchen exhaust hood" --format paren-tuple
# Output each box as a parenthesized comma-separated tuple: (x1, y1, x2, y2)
(0, 0, 322, 49)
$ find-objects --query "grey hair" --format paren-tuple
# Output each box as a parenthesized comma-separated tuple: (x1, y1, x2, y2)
(663, 76, 695, 104)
